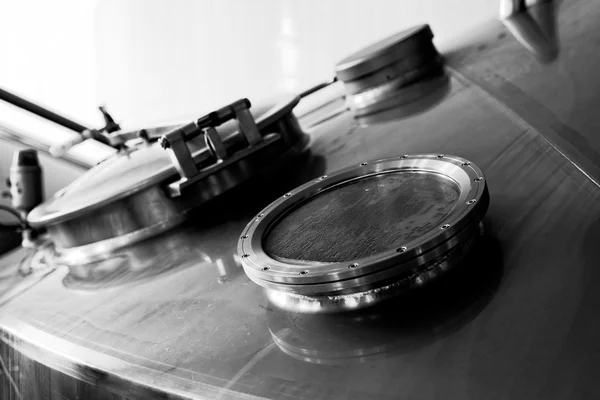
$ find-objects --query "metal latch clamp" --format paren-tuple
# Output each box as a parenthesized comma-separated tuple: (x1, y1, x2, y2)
(158, 99, 281, 197)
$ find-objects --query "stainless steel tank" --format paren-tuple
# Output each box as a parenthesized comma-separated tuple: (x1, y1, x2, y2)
(2, 0, 600, 399)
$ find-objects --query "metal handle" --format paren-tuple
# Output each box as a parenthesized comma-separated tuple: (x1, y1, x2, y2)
(158, 98, 277, 197)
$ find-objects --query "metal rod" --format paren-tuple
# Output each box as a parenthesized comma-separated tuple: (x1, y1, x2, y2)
(0, 87, 89, 133)
(299, 77, 338, 99)
(0, 124, 91, 169)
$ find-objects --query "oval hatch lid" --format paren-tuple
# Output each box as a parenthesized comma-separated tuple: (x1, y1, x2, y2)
(27, 96, 299, 227)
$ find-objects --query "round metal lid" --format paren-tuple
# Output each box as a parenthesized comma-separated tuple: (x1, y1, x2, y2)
(238, 154, 489, 294)
(335, 25, 435, 82)
(28, 96, 300, 227)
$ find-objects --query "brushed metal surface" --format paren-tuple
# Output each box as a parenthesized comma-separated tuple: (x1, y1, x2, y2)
(264, 169, 463, 262)
(3, 1, 600, 398)
(446, 0, 600, 185)
(0, 70, 598, 399)
(47, 185, 184, 250)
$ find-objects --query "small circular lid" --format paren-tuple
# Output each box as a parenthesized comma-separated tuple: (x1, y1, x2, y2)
(238, 154, 489, 296)
(28, 96, 299, 227)
(335, 24, 435, 82)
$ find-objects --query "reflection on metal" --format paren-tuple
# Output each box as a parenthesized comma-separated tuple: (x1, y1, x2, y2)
(46, 185, 186, 251)
(215, 254, 243, 284)
(335, 25, 445, 116)
(264, 225, 481, 313)
(18, 240, 57, 276)
(502, 0, 559, 63)
(27, 97, 309, 268)
(60, 228, 210, 290)
(354, 73, 451, 126)
(0, 318, 245, 400)
(267, 235, 503, 364)
(14, 226, 211, 289)
(239, 155, 489, 313)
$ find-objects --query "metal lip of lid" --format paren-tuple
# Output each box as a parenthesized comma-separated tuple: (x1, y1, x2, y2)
(263, 225, 483, 314)
(335, 24, 435, 82)
(347, 64, 447, 117)
(27, 96, 300, 228)
(238, 154, 489, 297)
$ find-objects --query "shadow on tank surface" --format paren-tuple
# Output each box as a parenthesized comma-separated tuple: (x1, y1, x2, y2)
(266, 233, 503, 365)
